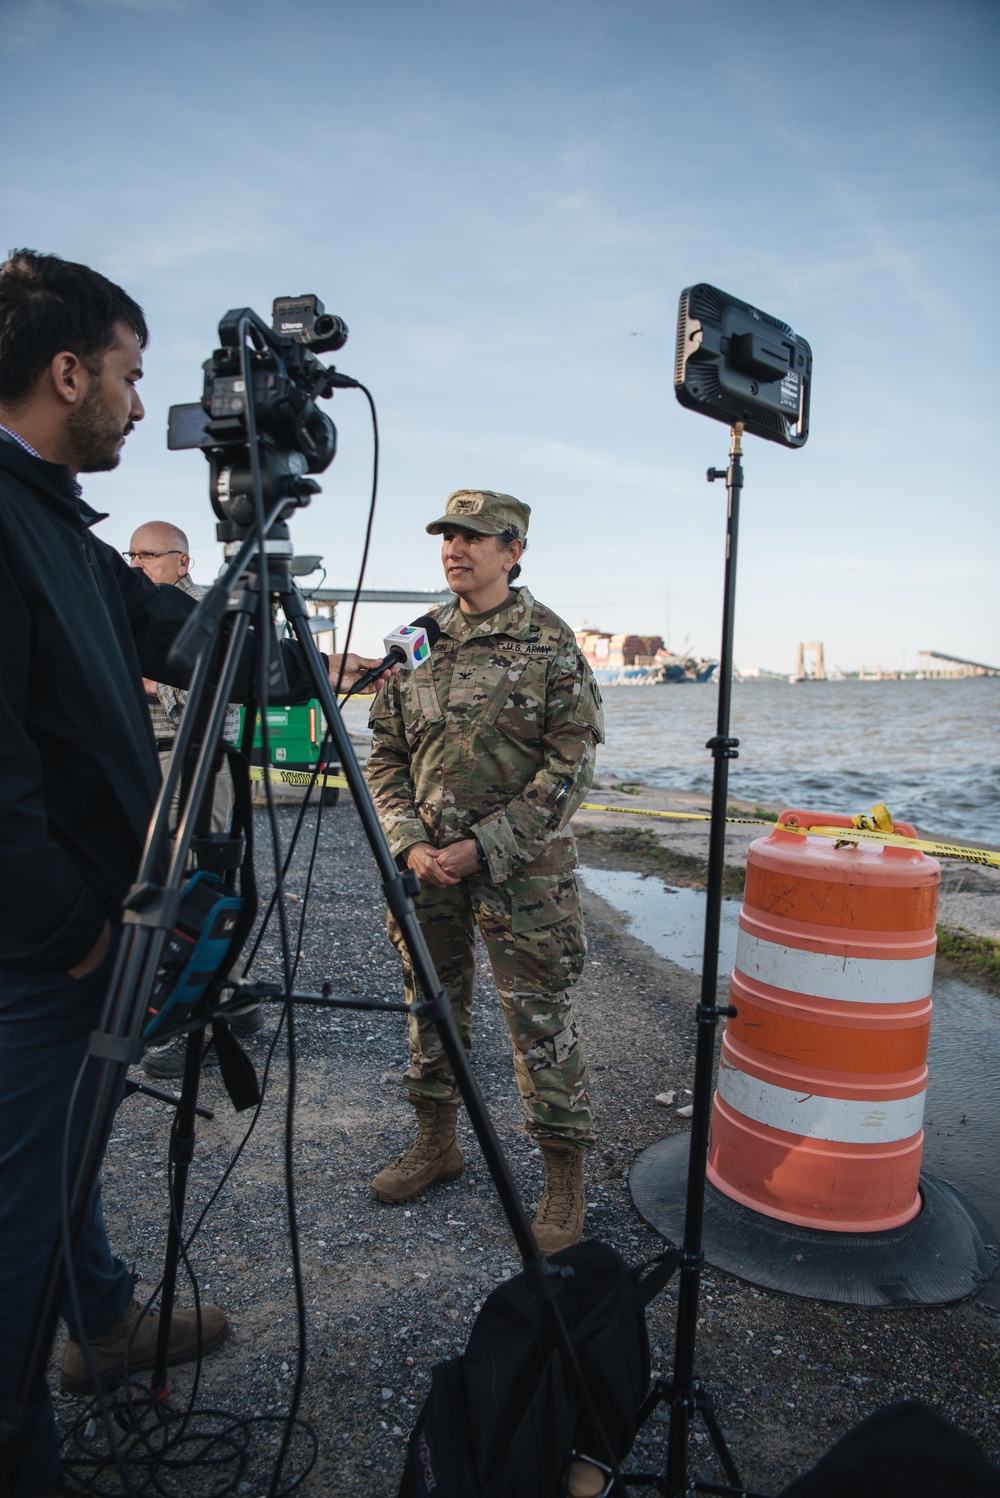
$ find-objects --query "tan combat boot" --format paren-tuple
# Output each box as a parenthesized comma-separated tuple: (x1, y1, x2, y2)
(532, 1137, 586, 1253)
(371, 1097, 464, 1203)
(61, 1298, 228, 1393)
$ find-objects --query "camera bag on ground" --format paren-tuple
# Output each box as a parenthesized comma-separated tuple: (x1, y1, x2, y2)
(777, 1399, 1000, 1497)
(398, 1238, 681, 1498)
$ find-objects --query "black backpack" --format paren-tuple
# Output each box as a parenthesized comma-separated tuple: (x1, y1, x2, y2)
(778, 1399, 1000, 1497)
(398, 1239, 680, 1498)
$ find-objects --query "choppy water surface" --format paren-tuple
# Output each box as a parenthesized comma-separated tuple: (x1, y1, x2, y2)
(595, 677, 1000, 845)
(343, 675, 999, 844)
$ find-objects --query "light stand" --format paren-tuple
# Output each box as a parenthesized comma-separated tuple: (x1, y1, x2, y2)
(624, 424, 773, 1498)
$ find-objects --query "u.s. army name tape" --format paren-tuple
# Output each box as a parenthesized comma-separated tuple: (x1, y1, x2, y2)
(248, 765, 349, 791)
(578, 803, 1000, 870)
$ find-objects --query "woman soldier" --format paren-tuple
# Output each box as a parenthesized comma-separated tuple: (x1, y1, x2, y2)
(365, 489, 604, 1251)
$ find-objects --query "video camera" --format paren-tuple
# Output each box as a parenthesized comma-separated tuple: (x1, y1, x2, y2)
(167, 294, 353, 535)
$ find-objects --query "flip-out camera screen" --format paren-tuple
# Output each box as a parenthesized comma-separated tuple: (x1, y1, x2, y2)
(167, 401, 212, 451)
(675, 283, 811, 448)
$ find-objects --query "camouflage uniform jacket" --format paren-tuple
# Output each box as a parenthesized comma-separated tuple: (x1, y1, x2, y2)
(146, 573, 242, 745)
(367, 587, 605, 883)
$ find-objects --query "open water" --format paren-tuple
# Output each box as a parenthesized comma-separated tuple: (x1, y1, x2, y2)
(596, 677, 1000, 846)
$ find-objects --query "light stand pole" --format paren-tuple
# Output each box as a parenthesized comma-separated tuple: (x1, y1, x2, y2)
(665, 426, 743, 1491)
(628, 422, 772, 1498)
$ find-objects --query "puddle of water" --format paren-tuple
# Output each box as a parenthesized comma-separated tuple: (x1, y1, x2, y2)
(923, 973, 1000, 1255)
(578, 865, 741, 976)
(579, 864, 1000, 1279)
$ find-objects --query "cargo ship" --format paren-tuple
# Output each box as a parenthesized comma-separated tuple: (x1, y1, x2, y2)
(575, 630, 717, 685)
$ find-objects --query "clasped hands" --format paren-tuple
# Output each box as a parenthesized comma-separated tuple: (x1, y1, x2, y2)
(405, 840, 481, 887)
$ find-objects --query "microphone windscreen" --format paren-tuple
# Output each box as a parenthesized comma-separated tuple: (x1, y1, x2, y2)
(409, 614, 442, 648)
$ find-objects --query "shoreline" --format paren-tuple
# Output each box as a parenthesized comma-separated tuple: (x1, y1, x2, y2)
(65, 797, 1000, 1496)
(574, 778, 1000, 992)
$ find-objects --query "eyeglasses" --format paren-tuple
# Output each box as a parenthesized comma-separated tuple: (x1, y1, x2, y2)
(123, 550, 185, 561)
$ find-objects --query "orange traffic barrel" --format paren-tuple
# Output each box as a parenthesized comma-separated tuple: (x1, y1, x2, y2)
(706, 809, 940, 1232)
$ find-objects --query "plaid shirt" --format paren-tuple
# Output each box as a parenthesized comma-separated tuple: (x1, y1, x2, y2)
(147, 572, 243, 745)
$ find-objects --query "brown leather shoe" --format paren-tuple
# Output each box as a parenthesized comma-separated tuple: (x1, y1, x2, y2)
(60, 1298, 228, 1393)
(371, 1097, 464, 1203)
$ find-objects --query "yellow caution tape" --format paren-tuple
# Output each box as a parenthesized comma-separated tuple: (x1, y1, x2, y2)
(782, 822, 1000, 869)
(248, 765, 349, 791)
(578, 802, 1000, 870)
(853, 802, 894, 834)
(580, 803, 768, 826)
(240, 780, 1000, 870)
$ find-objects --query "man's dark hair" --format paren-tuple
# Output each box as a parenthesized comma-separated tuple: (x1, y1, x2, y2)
(0, 248, 148, 404)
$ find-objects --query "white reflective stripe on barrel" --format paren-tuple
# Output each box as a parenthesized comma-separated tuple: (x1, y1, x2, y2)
(735, 929, 935, 1005)
(717, 1059, 926, 1144)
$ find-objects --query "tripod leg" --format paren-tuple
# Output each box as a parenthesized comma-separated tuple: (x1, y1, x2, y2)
(151, 1026, 207, 1391)
(696, 1383, 743, 1490)
(280, 596, 543, 1262)
(280, 599, 633, 1498)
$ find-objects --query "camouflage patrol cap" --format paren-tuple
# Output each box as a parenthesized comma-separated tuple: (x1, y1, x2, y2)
(426, 490, 531, 540)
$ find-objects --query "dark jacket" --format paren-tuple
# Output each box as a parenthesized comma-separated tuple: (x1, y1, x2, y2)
(0, 438, 315, 973)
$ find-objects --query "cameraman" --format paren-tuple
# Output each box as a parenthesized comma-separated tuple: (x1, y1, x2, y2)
(0, 249, 386, 1498)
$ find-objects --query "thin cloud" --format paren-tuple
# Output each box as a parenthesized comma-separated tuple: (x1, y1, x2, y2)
(1, 0, 193, 50)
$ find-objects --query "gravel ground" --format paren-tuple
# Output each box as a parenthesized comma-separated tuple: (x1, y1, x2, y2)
(54, 791, 1000, 1497)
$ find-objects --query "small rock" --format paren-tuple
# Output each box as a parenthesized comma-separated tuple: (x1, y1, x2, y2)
(676, 1104, 694, 1118)
(654, 1091, 676, 1107)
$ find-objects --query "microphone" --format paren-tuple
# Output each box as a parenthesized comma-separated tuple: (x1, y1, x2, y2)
(382, 614, 441, 668)
(344, 614, 441, 695)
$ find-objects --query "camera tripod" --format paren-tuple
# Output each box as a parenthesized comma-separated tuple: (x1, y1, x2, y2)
(0, 495, 633, 1498)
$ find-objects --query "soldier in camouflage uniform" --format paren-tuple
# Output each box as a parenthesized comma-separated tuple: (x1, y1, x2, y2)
(366, 490, 605, 1251)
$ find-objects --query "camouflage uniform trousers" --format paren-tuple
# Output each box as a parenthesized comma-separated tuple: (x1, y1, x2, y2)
(387, 869, 594, 1144)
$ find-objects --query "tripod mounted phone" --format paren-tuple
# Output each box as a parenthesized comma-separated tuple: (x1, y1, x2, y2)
(0, 300, 631, 1498)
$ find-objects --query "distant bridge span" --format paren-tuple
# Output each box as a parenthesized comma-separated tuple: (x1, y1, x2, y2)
(919, 650, 1000, 677)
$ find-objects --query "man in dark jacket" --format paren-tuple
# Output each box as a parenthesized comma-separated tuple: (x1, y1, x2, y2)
(0, 249, 381, 1498)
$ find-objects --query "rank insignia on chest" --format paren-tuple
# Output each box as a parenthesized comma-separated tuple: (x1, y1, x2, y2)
(497, 641, 552, 656)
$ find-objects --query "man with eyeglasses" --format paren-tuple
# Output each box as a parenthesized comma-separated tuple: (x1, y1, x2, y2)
(0, 248, 391, 1498)
(126, 521, 240, 822)
(126, 520, 263, 1075)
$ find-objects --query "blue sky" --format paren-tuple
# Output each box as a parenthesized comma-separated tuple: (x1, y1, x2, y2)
(2, 0, 997, 672)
